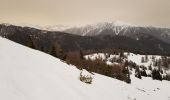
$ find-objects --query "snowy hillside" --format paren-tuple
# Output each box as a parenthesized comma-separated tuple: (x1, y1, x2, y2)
(0, 37, 170, 100)
(85, 53, 164, 67)
(85, 53, 170, 80)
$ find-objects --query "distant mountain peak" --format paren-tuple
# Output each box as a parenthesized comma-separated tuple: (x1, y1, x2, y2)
(62, 21, 137, 36)
(43, 24, 71, 31)
(36, 21, 136, 32)
(96, 21, 135, 27)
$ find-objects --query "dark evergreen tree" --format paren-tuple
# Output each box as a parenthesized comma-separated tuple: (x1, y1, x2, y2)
(145, 55, 149, 62)
(152, 68, 162, 81)
(141, 67, 147, 77)
(119, 51, 124, 58)
(124, 60, 129, 67)
(41, 46, 44, 52)
(148, 64, 152, 71)
(79, 50, 84, 60)
(141, 57, 145, 63)
(50, 41, 66, 60)
(135, 66, 142, 79)
(122, 65, 131, 83)
(27, 35, 36, 49)
(50, 44, 57, 57)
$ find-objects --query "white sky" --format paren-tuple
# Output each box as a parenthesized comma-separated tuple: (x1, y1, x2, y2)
(0, 0, 170, 27)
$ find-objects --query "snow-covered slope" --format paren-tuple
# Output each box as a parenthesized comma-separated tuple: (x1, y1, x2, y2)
(85, 53, 163, 67)
(85, 53, 170, 79)
(0, 37, 170, 100)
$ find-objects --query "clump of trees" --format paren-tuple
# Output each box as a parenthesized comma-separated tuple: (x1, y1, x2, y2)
(141, 55, 149, 63)
(66, 51, 131, 83)
(151, 68, 162, 81)
(66, 50, 170, 83)
(50, 41, 66, 60)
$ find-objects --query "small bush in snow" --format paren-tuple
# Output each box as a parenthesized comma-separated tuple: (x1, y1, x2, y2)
(79, 71, 93, 84)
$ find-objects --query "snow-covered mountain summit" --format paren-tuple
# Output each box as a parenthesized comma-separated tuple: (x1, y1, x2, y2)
(63, 21, 135, 36)
(44, 21, 135, 31)
(61, 21, 170, 44)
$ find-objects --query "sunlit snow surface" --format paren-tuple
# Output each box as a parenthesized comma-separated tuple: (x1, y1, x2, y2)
(0, 37, 170, 100)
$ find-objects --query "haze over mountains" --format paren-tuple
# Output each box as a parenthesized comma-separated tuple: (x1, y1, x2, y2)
(59, 21, 170, 44)
(37, 21, 170, 45)
(1, 21, 170, 55)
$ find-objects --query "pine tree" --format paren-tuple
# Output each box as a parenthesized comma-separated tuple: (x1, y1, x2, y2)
(141, 67, 147, 77)
(145, 55, 149, 62)
(135, 66, 142, 79)
(50, 44, 57, 57)
(50, 41, 66, 60)
(141, 57, 145, 63)
(119, 51, 124, 58)
(27, 35, 36, 49)
(148, 64, 152, 71)
(41, 46, 44, 52)
(152, 68, 162, 81)
(79, 50, 84, 60)
(124, 60, 129, 67)
(122, 65, 131, 83)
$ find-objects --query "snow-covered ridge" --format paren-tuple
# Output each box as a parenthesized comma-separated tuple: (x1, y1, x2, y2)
(62, 21, 170, 37)
(63, 21, 135, 36)
(0, 21, 146, 32)
(42, 21, 136, 32)
(44, 25, 71, 31)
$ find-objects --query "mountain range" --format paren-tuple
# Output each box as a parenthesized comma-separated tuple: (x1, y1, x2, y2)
(1, 21, 170, 56)
(61, 21, 170, 44)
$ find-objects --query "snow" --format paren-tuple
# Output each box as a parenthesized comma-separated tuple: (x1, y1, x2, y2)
(85, 52, 164, 67)
(80, 69, 93, 76)
(85, 53, 106, 61)
(85, 52, 170, 76)
(130, 75, 170, 100)
(0, 37, 170, 100)
(126, 53, 161, 67)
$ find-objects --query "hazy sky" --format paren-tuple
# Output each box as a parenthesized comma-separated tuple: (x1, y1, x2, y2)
(0, 0, 170, 27)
